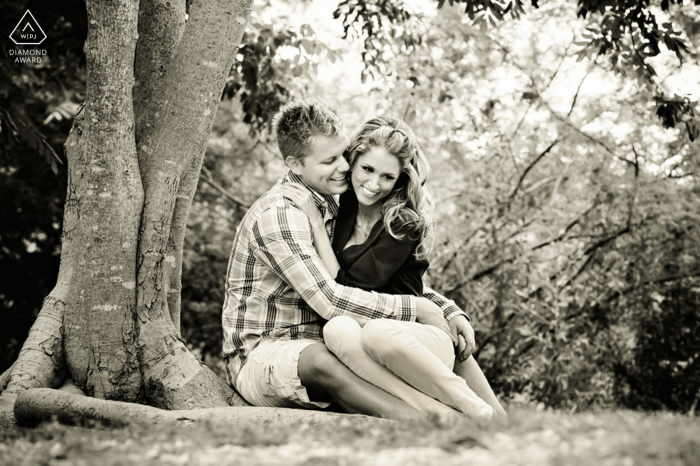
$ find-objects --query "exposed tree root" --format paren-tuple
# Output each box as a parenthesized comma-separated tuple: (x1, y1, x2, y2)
(136, 324, 249, 409)
(15, 388, 390, 429)
(0, 297, 66, 430)
(0, 362, 14, 395)
(144, 352, 250, 409)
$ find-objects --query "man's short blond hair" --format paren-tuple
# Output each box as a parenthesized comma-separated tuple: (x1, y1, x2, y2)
(272, 98, 345, 162)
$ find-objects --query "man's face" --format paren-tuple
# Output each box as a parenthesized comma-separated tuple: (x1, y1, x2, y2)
(287, 135, 350, 196)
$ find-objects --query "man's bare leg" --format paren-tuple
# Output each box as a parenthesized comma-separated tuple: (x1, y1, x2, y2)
(453, 355, 508, 417)
(298, 343, 426, 422)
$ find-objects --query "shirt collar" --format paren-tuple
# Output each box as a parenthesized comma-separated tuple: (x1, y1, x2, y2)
(283, 171, 339, 218)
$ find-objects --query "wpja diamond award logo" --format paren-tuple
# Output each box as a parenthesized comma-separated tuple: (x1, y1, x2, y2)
(9, 10, 48, 63)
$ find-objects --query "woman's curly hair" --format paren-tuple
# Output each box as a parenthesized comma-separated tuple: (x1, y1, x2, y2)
(344, 117, 434, 260)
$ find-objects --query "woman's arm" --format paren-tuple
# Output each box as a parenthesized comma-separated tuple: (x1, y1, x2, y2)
(308, 215, 341, 278)
(279, 183, 341, 278)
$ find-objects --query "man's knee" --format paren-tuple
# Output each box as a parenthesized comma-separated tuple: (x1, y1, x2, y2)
(298, 343, 347, 390)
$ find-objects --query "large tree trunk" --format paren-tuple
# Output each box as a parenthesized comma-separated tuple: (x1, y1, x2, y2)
(61, 0, 144, 402)
(133, 0, 252, 410)
(133, 0, 187, 333)
(0, 0, 253, 429)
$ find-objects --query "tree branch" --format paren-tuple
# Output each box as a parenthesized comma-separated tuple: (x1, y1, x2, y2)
(509, 138, 560, 199)
(605, 269, 700, 303)
(200, 166, 251, 208)
(488, 36, 638, 170)
(627, 145, 640, 228)
(559, 252, 597, 292)
(668, 172, 695, 179)
(555, 225, 632, 292)
(583, 225, 631, 257)
(532, 202, 599, 251)
(443, 203, 598, 293)
(133, 0, 254, 408)
(510, 37, 575, 141)
(510, 99, 535, 145)
(165, 154, 206, 334)
(566, 68, 591, 118)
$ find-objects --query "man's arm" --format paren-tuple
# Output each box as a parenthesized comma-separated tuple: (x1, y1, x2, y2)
(422, 285, 477, 359)
(251, 205, 416, 325)
(423, 285, 469, 322)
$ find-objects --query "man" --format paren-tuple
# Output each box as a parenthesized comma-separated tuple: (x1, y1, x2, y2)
(222, 98, 477, 420)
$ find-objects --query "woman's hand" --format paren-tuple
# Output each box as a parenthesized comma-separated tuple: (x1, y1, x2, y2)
(280, 182, 340, 277)
(280, 183, 323, 227)
(448, 315, 475, 362)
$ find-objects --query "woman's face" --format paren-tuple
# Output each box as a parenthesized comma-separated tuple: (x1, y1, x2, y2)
(351, 146, 401, 207)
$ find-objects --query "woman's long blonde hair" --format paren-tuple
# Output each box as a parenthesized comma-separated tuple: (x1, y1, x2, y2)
(344, 117, 434, 260)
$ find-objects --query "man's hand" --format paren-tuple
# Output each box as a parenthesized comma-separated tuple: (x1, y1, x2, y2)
(415, 298, 455, 344)
(448, 315, 475, 362)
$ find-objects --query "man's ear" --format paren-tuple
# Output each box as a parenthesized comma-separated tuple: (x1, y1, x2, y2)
(285, 156, 303, 175)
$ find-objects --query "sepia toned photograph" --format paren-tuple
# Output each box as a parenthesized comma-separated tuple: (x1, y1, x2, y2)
(1, 0, 699, 464)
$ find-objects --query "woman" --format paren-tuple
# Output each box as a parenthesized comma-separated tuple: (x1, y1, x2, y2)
(281, 117, 504, 419)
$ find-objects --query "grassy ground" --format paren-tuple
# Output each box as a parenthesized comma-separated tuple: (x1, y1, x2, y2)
(1, 408, 698, 466)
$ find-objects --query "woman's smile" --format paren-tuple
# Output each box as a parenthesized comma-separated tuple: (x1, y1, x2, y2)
(361, 186, 380, 198)
(351, 146, 401, 207)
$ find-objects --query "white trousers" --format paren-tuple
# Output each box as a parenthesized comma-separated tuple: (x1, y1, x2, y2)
(323, 316, 493, 419)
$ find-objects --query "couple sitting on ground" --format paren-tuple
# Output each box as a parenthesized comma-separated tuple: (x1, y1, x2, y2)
(221, 98, 506, 422)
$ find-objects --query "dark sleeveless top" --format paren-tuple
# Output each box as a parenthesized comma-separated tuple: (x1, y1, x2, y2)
(332, 191, 428, 297)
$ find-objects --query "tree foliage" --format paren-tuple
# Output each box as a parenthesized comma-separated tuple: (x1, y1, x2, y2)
(335, 0, 700, 140)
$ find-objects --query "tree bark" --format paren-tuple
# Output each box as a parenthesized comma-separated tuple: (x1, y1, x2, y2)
(133, 0, 187, 145)
(133, 0, 252, 409)
(133, 0, 187, 333)
(133, 0, 188, 334)
(0, 362, 14, 394)
(0, 297, 65, 429)
(15, 388, 388, 429)
(165, 153, 204, 333)
(61, 0, 144, 401)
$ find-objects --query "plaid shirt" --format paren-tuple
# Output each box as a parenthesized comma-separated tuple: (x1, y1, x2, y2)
(222, 171, 466, 385)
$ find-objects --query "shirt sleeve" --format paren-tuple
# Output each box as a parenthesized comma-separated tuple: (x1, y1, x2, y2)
(335, 230, 417, 291)
(250, 206, 416, 325)
(423, 285, 470, 322)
